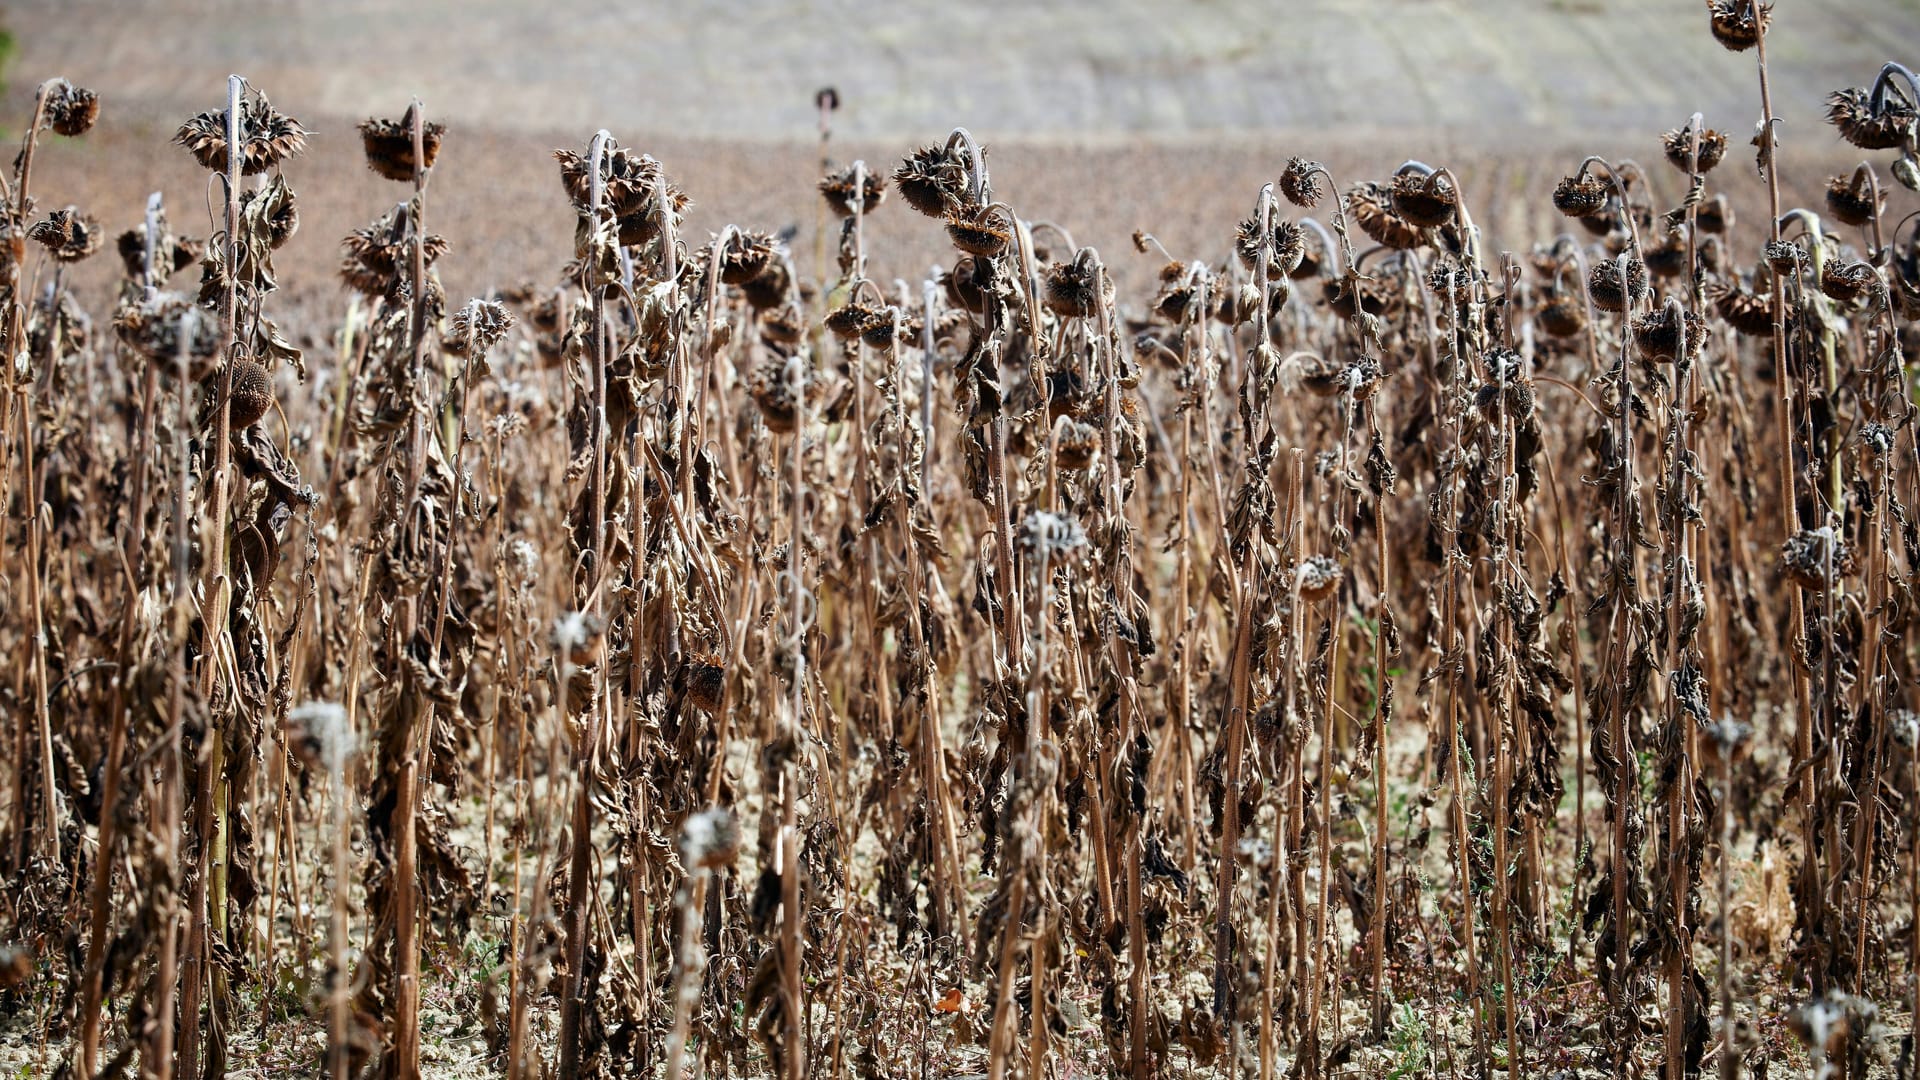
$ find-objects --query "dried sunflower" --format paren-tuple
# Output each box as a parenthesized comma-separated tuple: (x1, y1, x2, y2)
(760, 304, 808, 349)
(944, 206, 1010, 257)
(748, 355, 811, 433)
(1763, 239, 1801, 276)
(824, 301, 886, 340)
(1818, 260, 1878, 305)
(1053, 418, 1100, 470)
(741, 258, 792, 310)
(207, 358, 274, 429)
(358, 107, 446, 181)
(1349, 181, 1425, 250)
(1235, 218, 1306, 278)
(1552, 174, 1609, 218)
(1631, 304, 1704, 361)
(1389, 169, 1459, 228)
(1825, 86, 1916, 151)
(43, 82, 100, 137)
(893, 143, 973, 217)
(1044, 258, 1105, 318)
(1824, 172, 1884, 228)
(340, 207, 448, 298)
(1712, 281, 1776, 335)
(1644, 230, 1689, 280)
(1705, 0, 1769, 52)
(685, 653, 726, 714)
(719, 230, 778, 286)
(1586, 257, 1648, 312)
(1279, 158, 1326, 209)
(116, 224, 202, 281)
(1536, 297, 1586, 339)
(28, 207, 103, 262)
(819, 163, 886, 217)
(860, 307, 902, 351)
(555, 142, 689, 245)
(1294, 555, 1342, 601)
(1781, 528, 1853, 590)
(1661, 126, 1727, 173)
(175, 92, 308, 176)
(444, 299, 516, 358)
(1697, 194, 1733, 235)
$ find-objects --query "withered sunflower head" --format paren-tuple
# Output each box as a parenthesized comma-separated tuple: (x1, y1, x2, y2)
(1043, 258, 1105, 319)
(1234, 218, 1266, 272)
(1294, 555, 1343, 601)
(1586, 257, 1648, 313)
(760, 303, 808, 350)
(824, 300, 886, 340)
(1322, 275, 1393, 321)
(1705, 0, 1769, 51)
(358, 107, 446, 181)
(1697, 194, 1732, 234)
(1536, 296, 1586, 339)
(819, 164, 887, 218)
(748, 355, 812, 433)
(860, 307, 902, 351)
(719, 230, 778, 286)
(555, 142, 690, 244)
(685, 652, 726, 715)
(1631, 303, 1704, 362)
(116, 224, 203, 281)
(28, 207, 103, 262)
(1579, 205, 1624, 238)
(944, 205, 1010, 257)
(1150, 261, 1198, 322)
(1824, 86, 1917, 151)
(113, 292, 221, 372)
(893, 143, 973, 217)
(1426, 260, 1473, 296)
(1389, 169, 1459, 228)
(1474, 348, 1533, 417)
(1818, 259, 1878, 305)
(1712, 280, 1777, 335)
(1645, 230, 1689, 280)
(1824, 172, 1884, 228)
(741, 257, 792, 310)
(444, 298, 517, 358)
(175, 93, 309, 176)
(1235, 218, 1307, 279)
(1662, 126, 1727, 173)
(1271, 221, 1310, 277)
(1288, 224, 1328, 280)
(43, 82, 100, 137)
(1781, 527, 1853, 591)
(1763, 239, 1801, 276)
(1552, 174, 1609, 218)
(1279, 158, 1326, 209)
(1349, 181, 1425, 250)
(1053, 418, 1100, 471)
(221, 358, 275, 429)
(339, 206, 449, 299)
